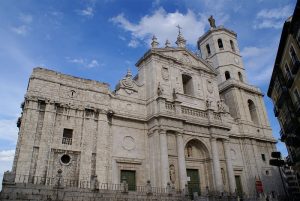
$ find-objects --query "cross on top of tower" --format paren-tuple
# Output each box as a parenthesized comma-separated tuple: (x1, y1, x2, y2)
(176, 24, 182, 34)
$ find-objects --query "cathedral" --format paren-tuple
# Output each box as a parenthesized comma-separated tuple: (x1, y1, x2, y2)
(3, 17, 284, 199)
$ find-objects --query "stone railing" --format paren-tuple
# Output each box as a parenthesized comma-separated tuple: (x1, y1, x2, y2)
(165, 102, 175, 111)
(181, 106, 207, 119)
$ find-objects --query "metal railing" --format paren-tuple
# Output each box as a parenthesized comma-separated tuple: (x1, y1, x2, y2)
(62, 137, 72, 145)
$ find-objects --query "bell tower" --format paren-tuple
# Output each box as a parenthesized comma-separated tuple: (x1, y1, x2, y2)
(197, 16, 247, 85)
(197, 16, 272, 137)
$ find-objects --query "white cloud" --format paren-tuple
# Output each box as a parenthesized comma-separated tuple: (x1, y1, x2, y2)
(0, 149, 14, 190)
(0, 150, 15, 162)
(0, 119, 18, 142)
(254, 5, 293, 29)
(128, 39, 140, 48)
(78, 7, 94, 17)
(257, 5, 292, 19)
(87, 59, 99, 68)
(110, 8, 207, 48)
(19, 13, 33, 24)
(68, 58, 85, 64)
(11, 13, 33, 35)
(11, 25, 29, 36)
(241, 44, 277, 85)
(67, 57, 101, 69)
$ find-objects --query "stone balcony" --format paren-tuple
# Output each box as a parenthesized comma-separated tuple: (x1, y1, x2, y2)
(157, 97, 231, 130)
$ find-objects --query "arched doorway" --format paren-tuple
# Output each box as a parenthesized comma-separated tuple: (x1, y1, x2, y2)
(184, 139, 212, 198)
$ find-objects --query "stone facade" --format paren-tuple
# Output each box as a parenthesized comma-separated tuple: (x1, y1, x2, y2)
(3, 20, 284, 199)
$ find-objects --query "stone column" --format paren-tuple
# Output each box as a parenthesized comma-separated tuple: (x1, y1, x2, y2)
(159, 129, 169, 188)
(223, 139, 236, 193)
(176, 133, 187, 190)
(210, 137, 223, 192)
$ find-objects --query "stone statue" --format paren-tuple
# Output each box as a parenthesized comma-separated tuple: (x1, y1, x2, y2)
(169, 165, 176, 184)
(157, 82, 163, 96)
(172, 88, 177, 99)
(208, 15, 216, 28)
(206, 99, 212, 109)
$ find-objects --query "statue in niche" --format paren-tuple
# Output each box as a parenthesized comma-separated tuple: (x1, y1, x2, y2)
(157, 82, 164, 96)
(169, 165, 176, 184)
(187, 145, 192, 157)
(206, 99, 212, 110)
(172, 88, 177, 99)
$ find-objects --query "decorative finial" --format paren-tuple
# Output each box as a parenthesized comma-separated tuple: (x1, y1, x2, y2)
(175, 25, 186, 48)
(165, 39, 171, 48)
(151, 35, 159, 48)
(208, 15, 216, 28)
(126, 68, 132, 77)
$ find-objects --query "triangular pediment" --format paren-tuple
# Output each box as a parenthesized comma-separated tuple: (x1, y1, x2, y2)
(136, 48, 217, 75)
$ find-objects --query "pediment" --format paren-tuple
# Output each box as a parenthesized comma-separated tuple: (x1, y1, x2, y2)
(151, 48, 217, 75)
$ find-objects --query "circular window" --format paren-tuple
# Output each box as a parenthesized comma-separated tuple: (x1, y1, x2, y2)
(61, 154, 71, 165)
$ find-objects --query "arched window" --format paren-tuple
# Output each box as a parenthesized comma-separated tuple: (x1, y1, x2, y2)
(230, 40, 235, 52)
(225, 71, 231, 80)
(248, 99, 258, 124)
(206, 44, 211, 55)
(218, 39, 224, 49)
(238, 72, 243, 82)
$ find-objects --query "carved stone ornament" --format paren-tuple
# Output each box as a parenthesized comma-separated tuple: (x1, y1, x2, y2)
(157, 82, 164, 96)
(116, 69, 138, 94)
(122, 136, 136, 151)
(206, 80, 213, 94)
(180, 54, 191, 64)
(161, 66, 169, 80)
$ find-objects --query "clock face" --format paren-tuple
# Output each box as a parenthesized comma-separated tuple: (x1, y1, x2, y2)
(234, 57, 239, 64)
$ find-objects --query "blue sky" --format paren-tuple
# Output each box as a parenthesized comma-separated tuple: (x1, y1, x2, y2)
(0, 0, 297, 186)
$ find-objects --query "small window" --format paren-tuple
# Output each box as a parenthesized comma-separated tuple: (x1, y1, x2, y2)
(62, 128, 73, 145)
(294, 89, 300, 103)
(290, 46, 299, 64)
(218, 39, 224, 49)
(61, 154, 71, 164)
(38, 100, 46, 111)
(261, 154, 266, 161)
(238, 72, 243, 82)
(182, 74, 193, 95)
(285, 63, 292, 76)
(206, 44, 211, 55)
(265, 170, 269, 175)
(225, 71, 231, 80)
(230, 40, 235, 52)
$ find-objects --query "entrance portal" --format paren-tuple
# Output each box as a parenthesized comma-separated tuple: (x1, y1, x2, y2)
(187, 169, 200, 198)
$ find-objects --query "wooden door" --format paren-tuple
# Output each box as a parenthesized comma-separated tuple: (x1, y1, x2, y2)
(120, 170, 136, 191)
(187, 169, 200, 198)
(235, 175, 243, 196)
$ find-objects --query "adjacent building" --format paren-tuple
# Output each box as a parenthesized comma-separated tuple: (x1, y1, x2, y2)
(2, 18, 284, 199)
(267, 1, 300, 176)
